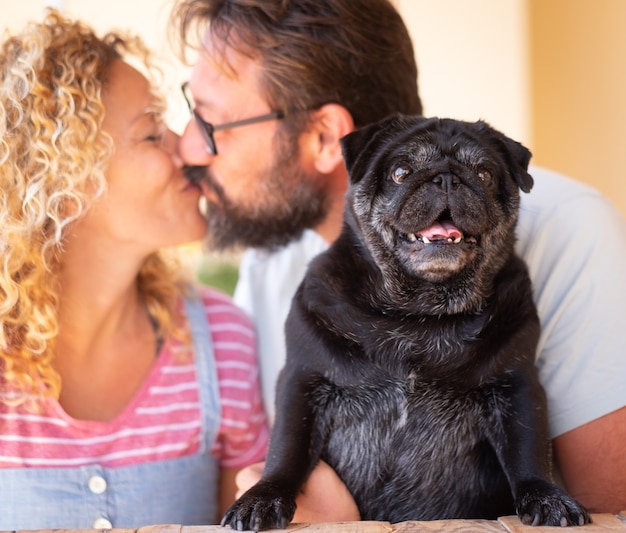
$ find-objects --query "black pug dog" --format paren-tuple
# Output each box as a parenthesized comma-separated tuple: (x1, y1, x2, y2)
(222, 115, 591, 530)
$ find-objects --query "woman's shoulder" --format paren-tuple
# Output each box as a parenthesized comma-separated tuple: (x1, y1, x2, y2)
(188, 284, 257, 361)
(191, 284, 254, 327)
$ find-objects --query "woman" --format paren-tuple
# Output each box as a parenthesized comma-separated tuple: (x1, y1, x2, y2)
(0, 10, 267, 529)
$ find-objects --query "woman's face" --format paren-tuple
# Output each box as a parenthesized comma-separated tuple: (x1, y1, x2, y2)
(79, 59, 206, 256)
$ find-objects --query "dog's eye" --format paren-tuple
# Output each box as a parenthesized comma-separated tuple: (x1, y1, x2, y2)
(391, 165, 411, 184)
(478, 169, 493, 186)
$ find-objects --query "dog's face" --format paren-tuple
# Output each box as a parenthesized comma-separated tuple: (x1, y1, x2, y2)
(340, 115, 533, 312)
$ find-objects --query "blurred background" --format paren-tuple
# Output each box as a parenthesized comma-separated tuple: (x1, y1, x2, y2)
(3, 0, 625, 292)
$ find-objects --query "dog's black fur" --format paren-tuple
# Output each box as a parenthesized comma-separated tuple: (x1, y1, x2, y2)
(222, 115, 591, 530)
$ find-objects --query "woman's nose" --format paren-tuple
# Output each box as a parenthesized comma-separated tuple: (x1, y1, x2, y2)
(177, 119, 214, 167)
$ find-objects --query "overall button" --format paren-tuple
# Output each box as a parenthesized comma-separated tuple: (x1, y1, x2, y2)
(92, 517, 112, 529)
(88, 475, 107, 494)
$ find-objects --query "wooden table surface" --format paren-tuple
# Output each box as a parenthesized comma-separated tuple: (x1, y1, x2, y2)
(6, 513, 625, 533)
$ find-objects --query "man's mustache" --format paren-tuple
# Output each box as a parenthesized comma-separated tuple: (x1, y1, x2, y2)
(183, 165, 208, 185)
(183, 164, 228, 208)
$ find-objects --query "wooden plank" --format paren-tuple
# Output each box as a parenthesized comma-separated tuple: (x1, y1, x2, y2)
(499, 513, 626, 532)
(6, 513, 626, 533)
(139, 526, 185, 533)
(218, 522, 394, 532)
(392, 519, 506, 532)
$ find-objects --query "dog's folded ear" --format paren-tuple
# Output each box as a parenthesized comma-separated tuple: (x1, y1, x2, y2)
(341, 114, 432, 184)
(497, 131, 534, 194)
(340, 118, 392, 183)
(475, 121, 534, 193)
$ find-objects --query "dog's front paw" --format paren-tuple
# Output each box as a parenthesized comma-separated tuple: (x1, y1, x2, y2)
(515, 480, 591, 527)
(221, 481, 297, 531)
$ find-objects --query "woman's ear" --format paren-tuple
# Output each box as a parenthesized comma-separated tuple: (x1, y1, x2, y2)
(307, 104, 355, 174)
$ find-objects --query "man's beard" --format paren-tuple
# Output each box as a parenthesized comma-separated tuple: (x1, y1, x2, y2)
(185, 133, 329, 252)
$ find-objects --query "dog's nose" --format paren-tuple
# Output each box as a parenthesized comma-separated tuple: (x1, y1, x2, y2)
(432, 173, 460, 193)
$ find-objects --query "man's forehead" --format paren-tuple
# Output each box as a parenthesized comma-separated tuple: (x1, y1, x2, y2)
(200, 27, 262, 82)
(189, 32, 272, 116)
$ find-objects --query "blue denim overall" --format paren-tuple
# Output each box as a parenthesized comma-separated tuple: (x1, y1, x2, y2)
(0, 297, 221, 529)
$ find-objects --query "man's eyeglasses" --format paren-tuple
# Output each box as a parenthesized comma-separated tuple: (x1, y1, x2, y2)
(181, 81, 285, 155)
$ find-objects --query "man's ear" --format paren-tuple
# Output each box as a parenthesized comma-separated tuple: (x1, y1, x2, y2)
(308, 104, 354, 174)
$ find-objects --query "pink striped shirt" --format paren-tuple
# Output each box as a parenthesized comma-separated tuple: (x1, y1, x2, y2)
(0, 287, 269, 470)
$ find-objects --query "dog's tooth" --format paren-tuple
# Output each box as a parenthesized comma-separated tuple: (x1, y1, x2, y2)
(405, 233, 417, 242)
(453, 236, 462, 244)
(421, 236, 431, 244)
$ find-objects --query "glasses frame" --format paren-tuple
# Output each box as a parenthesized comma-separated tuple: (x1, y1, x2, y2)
(181, 82, 285, 155)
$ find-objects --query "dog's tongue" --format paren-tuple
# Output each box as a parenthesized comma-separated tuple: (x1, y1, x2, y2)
(419, 220, 463, 241)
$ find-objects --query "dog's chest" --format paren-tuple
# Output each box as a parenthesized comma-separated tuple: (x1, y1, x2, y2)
(319, 372, 493, 459)
(315, 372, 511, 520)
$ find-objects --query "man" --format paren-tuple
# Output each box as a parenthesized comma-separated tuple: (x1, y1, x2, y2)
(173, 0, 626, 518)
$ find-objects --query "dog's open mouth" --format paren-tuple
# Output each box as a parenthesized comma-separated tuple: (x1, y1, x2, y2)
(404, 219, 462, 244)
(398, 213, 478, 246)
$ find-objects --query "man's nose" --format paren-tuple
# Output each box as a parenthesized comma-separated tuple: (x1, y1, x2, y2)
(160, 128, 185, 168)
(177, 120, 214, 167)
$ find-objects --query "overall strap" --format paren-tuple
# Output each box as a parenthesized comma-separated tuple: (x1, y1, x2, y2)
(184, 290, 221, 454)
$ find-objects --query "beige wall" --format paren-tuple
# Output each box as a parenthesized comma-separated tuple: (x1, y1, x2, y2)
(529, 0, 626, 216)
(397, 0, 531, 145)
(1, 0, 190, 131)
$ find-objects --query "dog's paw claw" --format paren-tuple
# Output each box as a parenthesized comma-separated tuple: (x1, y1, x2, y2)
(520, 512, 542, 526)
(515, 480, 591, 527)
(221, 482, 296, 531)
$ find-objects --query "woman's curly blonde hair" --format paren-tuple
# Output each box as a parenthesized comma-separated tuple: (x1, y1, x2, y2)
(0, 10, 188, 405)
